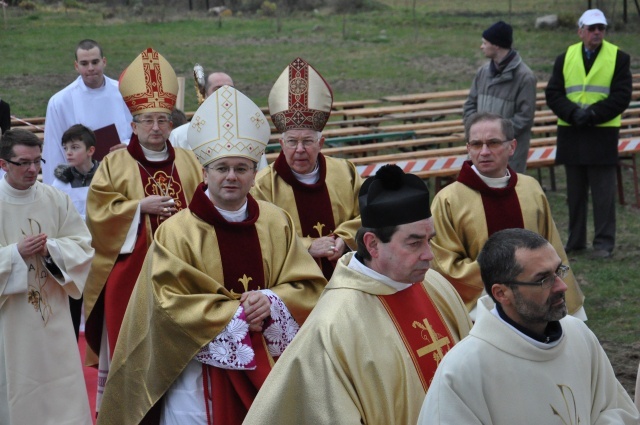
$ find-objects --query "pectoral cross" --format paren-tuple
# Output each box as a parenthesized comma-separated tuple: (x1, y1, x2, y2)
(413, 319, 451, 365)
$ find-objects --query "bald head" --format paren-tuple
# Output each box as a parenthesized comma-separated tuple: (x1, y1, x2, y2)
(205, 72, 234, 97)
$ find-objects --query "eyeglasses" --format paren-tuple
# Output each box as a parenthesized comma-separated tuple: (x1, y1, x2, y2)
(585, 24, 606, 32)
(283, 139, 318, 149)
(503, 265, 570, 290)
(207, 165, 255, 175)
(134, 118, 171, 128)
(587, 24, 606, 32)
(467, 139, 510, 151)
(4, 158, 46, 168)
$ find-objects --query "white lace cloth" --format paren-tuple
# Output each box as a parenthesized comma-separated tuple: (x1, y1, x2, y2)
(195, 289, 299, 369)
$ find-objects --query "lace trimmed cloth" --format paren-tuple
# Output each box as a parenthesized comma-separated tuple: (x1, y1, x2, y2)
(195, 289, 299, 370)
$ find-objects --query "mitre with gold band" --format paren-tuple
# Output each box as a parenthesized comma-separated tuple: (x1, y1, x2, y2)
(119, 47, 178, 116)
(187, 85, 270, 167)
(268, 57, 333, 133)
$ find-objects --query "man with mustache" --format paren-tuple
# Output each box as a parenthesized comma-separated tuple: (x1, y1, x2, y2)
(418, 228, 639, 424)
(429, 112, 585, 320)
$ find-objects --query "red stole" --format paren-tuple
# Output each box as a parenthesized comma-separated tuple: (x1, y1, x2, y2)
(378, 283, 455, 390)
(273, 152, 336, 279)
(189, 183, 271, 425)
(457, 161, 524, 236)
(99, 136, 190, 359)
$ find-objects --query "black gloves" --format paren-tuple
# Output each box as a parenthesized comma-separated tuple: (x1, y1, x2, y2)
(571, 108, 593, 128)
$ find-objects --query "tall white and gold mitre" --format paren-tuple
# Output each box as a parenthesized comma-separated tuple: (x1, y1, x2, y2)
(268, 57, 333, 133)
(187, 86, 270, 167)
(119, 47, 178, 116)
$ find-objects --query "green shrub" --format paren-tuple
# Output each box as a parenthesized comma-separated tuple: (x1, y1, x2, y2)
(260, 0, 276, 17)
(18, 0, 36, 10)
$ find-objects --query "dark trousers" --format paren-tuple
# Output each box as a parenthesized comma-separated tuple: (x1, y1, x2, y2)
(564, 164, 616, 253)
(70, 295, 83, 340)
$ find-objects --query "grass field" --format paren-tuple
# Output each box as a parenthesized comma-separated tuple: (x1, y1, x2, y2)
(0, 0, 638, 396)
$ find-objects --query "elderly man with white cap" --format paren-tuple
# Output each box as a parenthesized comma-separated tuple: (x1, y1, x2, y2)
(545, 8, 632, 260)
(95, 86, 327, 425)
(251, 58, 363, 280)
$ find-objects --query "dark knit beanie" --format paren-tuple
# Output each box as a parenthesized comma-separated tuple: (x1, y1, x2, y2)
(482, 21, 513, 49)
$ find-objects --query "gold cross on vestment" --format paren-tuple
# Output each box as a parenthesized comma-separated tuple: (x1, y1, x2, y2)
(238, 274, 253, 292)
(312, 222, 325, 237)
(413, 319, 451, 364)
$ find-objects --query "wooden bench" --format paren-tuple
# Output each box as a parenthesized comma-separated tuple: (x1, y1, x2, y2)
(263, 131, 417, 156)
(354, 138, 640, 207)
(267, 125, 372, 144)
(323, 131, 416, 148)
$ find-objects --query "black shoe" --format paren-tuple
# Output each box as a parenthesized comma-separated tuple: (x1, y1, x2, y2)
(589, 249, 613, 259)
(564, 246, 586, 254)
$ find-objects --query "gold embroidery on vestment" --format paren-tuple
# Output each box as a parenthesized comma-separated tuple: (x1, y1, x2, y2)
(21, 219, 52, 324)
(412, 319, 451, 366)
(312, 222, 325, 238)
(551, 384, 581, 425)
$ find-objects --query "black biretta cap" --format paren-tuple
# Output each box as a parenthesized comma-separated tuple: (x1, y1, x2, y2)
(359, 165, 431, 228)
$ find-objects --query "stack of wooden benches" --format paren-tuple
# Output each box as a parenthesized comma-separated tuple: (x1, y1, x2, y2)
(10, 74, 640, 205)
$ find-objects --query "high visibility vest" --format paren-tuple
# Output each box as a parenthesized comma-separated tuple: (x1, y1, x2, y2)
(558, 40, 620, 127)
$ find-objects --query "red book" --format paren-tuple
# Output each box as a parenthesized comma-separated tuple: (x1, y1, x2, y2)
(92, 124, 121, 161)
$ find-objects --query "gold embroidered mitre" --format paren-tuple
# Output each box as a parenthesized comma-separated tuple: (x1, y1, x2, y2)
(268, 57, 333, 133)
(119, 47, 178, 116)
(187, 86, 269, 166)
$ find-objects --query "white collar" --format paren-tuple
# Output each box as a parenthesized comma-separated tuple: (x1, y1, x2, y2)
(141, 143, 169, 161)
(205, 188, 248, 222)
(471, 164, 511, 188)
(347, 255, 414, 291)
(0, 175, 38, 201)
(291, 161, 320, 185)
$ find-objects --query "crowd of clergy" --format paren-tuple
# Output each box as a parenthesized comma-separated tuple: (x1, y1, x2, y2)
(1, 8, 639, 424)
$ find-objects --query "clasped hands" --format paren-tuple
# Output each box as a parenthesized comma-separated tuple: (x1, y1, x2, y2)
(240, 291, 271, 332)
(18, 233, 49, 260)
(571, 107, 595, 128)
(308, 235, 345, 262)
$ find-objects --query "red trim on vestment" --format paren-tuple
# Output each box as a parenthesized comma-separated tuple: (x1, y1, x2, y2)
(88, 136, 189, 359)
(378, 283, 455, 390)
(456, 161, 524, 236)
(204, 328, 272, 424)
(188, 184, 271, 423)
(273, 152, 337, 279)
(188, 183, 265, 293)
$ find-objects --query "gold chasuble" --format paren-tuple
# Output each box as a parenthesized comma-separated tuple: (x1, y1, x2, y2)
(84, 136, 201, 365)
(96, 184, 326, 425)
(431, 162, 585, 314)
(251, 153, 362, 278)
(244, 253, 472, 425)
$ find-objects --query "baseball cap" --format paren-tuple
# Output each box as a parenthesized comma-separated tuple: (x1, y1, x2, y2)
(578, 9, 607, 27)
